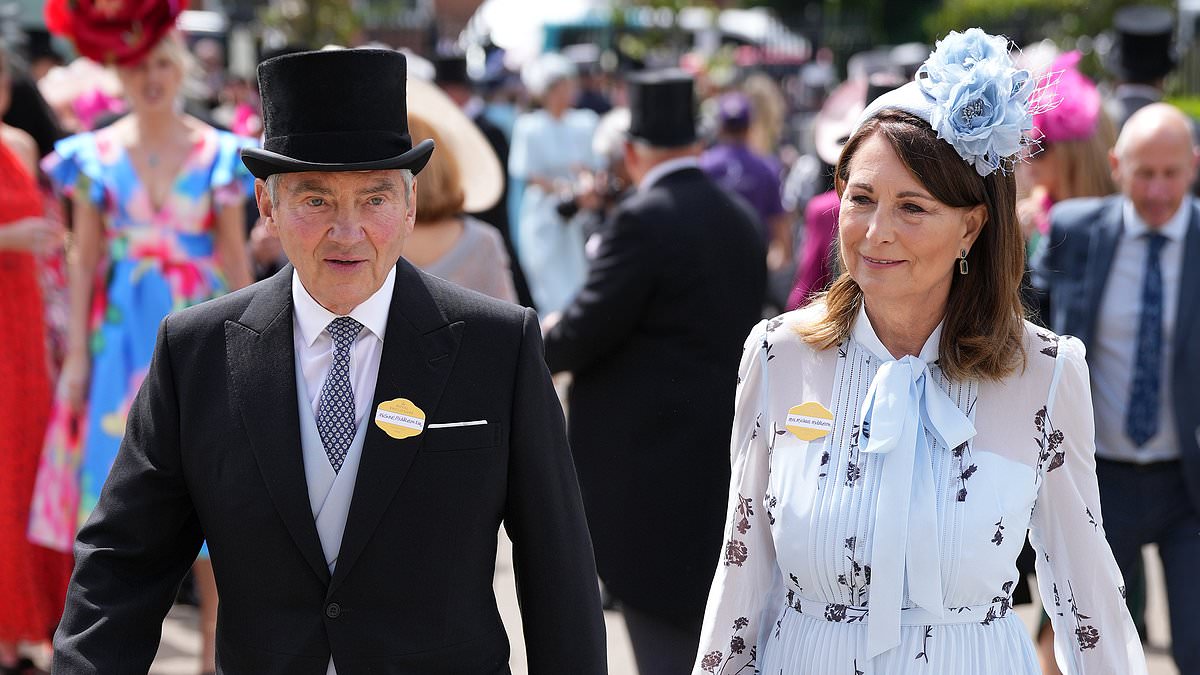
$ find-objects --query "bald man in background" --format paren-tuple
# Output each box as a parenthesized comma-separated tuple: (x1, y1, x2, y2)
(1034, 103, 1200, 672)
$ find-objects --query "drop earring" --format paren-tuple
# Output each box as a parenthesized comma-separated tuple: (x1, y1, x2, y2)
(959, 248, 969, 275)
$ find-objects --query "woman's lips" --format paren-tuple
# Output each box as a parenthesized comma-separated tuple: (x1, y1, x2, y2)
(861, 254, 904, 268)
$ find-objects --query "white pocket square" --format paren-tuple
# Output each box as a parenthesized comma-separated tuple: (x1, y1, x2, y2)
(427, 420, 488, 429)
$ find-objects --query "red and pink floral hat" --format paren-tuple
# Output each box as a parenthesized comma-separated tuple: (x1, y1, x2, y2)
(45, 0, 188, 67)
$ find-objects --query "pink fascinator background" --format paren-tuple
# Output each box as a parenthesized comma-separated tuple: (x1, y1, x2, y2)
(1032, 51, 1100, 143)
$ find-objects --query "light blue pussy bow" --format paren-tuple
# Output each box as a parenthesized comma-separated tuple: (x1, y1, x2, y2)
(858, 354, 976, 659)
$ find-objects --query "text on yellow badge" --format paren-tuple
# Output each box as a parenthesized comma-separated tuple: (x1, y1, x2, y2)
(374, 398, 426, 439)
(785, 401, 834, 441)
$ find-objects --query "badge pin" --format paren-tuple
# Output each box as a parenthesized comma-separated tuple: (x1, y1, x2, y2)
(784, 401, 834, 441)
(374, 398, 426, 439)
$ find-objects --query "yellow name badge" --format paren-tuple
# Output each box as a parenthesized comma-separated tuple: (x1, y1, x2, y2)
(374, 398, 426, 439)
(785, 401, 834, 441)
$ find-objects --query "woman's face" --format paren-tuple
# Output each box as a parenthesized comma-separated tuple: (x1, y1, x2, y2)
(116, 40, 184, 114)
(1023, 143, 1060, 199)
(543, 78, 577, 112)
(839, 132, 985, 312)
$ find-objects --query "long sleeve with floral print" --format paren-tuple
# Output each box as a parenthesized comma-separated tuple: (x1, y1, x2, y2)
(692, 306, 1146, 675)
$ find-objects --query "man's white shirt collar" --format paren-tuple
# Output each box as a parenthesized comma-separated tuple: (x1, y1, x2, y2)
(292, 266, 396, 347)
(1122, 195, 1191, 243)
(638, 156, 700, 192)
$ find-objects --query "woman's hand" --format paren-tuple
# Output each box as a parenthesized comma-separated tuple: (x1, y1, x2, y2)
(59, 350, 91, 415)
(0, 217, 65, 254)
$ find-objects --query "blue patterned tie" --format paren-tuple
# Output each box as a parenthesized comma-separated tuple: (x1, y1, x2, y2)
(1126, 233, 1168, 447)
(317, 317, 364, 472)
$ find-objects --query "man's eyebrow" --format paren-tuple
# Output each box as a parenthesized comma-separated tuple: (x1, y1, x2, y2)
(289, 179, 334, 196)
(357, 179, 401, 195)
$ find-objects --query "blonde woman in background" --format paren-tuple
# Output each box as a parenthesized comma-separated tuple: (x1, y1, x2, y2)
(1018, 51, 1117, 258)
(743, 72, 788, 158)
(39, 2, 255, 670)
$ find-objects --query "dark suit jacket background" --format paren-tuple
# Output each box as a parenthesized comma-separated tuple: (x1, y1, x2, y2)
(468, 112, 534, 308)
(544, 167, 766, 633)
(54, 262, 606, 675)
(1032, 195, 1200, 511)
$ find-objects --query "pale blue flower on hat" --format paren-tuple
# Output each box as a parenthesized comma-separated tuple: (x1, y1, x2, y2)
(855, 28, 1060, 177)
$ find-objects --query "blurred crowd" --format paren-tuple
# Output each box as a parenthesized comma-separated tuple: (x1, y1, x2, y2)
(0, 2, 1197, 675)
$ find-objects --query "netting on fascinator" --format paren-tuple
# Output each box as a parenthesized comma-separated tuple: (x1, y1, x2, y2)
(856, 28, 1062, 177)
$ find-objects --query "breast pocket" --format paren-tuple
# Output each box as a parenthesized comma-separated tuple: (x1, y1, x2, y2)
(422, 422, 500, 452)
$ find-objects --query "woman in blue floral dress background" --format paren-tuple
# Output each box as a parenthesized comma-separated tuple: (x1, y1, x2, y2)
(34, 2, 255, 671)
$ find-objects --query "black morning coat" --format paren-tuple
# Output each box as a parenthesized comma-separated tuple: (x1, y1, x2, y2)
(543, 166, 768, 634)
(52, 260, 607, 674)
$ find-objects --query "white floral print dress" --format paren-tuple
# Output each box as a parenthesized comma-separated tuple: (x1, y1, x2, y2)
(693, 303, 1146, 675)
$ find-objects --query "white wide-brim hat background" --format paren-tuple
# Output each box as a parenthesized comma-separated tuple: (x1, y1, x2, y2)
(813, 78, 868, 166)
(405, 75, 503, 214)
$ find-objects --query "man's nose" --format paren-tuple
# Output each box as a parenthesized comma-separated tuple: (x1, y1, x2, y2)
(327, 212, 365, 244)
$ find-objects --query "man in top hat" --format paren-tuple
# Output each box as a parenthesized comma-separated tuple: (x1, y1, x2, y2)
(542, 70, 765, 674)
(1105, 5, 1179, 131)
(53, 48, 606, 675)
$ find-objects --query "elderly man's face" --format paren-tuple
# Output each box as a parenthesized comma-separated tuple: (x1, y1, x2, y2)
(1111, 106, 1199, 228)
(257, 170, 416, 315)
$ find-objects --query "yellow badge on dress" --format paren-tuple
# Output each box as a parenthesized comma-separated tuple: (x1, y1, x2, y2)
(374, 398, 426, 439)
(785, 401, 834, 441)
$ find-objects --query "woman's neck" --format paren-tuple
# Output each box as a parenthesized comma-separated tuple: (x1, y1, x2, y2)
(863, 297, 945, 360)
(130, 109, 188, 146)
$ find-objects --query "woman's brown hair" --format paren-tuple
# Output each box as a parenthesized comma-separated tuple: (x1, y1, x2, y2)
(1048, 112, 1117, 200)
(798, 109, 1027, 381)
(407, 114, 465, 223)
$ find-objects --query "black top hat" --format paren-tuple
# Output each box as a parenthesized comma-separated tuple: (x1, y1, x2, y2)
(434, 54, 470, 86)
(1107, 5, 1177, 83)
(240, 49, 435, 180)
(627, 70, 696, 148)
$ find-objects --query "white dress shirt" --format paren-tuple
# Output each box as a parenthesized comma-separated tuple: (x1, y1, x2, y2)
(1090, 197, 1188, 463)
(292, 267, 395, 424)
(291, 266, 396, 675)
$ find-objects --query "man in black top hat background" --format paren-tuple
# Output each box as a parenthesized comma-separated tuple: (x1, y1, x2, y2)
(1104, 5, 1179, 131)
(433, 52, 534, 308)
(542, 70, 766, 675)
(53, 48, 606, 675)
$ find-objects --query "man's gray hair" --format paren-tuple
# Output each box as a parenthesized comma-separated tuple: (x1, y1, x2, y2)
(264, 169, 414, 206)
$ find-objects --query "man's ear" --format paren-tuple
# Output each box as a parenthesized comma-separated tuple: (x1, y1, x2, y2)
(405, 178, 418, 231)
(254, 179, 276, 234)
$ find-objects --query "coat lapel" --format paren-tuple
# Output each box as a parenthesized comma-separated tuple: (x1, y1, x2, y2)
(226, 266, 331, 586)
(328, 261, 463, 594)
(1081, 201, 1123, 345)
(1174, 204, 1200, 357)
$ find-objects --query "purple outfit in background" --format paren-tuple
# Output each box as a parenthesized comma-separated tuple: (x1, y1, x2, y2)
(786, 189, 840, 310)
(699, 142, 785, 243)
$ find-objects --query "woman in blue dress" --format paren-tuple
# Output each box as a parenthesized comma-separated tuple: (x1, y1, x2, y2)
(38, 6, 254, 671)
(508, 52, 599, 315)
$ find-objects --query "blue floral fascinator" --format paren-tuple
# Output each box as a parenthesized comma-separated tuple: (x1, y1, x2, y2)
(855, 28, 1061, 176)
